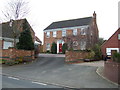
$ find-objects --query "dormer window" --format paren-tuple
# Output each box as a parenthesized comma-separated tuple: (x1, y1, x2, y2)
(46, 32, 50, 38)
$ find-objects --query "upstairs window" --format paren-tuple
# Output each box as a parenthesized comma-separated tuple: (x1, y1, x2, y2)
(46, 32, 50, 38)
(81, 28, 86, 35)
(73, 29, 77, 36)
(118, 34, 120, 40)
(53, 31, 57, 37)
(62, 30, 66, 37)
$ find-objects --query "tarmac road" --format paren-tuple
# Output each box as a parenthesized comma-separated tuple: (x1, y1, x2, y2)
(2, 54, 118, 88)
(2, 75, 62, 88)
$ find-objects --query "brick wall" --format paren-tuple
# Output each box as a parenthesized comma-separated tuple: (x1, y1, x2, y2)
(65, 50, 91, 62)
(104, 61, 120, 84)
(0, 48, 34, 61)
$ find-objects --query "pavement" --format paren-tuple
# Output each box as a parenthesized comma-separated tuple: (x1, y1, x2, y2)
(1, 54, 119, 88)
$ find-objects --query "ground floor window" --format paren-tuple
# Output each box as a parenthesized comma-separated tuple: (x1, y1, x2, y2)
(46, 43, 50, 50)
(80, 41, 86, 50)
(3, 41, 13, 49)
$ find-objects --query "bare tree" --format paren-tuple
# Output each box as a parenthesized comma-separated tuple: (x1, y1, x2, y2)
(1, 0, 30, 22)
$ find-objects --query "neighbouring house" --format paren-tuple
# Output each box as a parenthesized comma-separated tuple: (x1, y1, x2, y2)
(0, 19, 41, 50)
(101, 28, 120, 58)
(0, 19, 42, 63)
(43, 11, 99, 53)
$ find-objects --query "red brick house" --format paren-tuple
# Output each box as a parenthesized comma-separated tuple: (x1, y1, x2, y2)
(101, 28, 120, 58)
(43, 12, 99, 53)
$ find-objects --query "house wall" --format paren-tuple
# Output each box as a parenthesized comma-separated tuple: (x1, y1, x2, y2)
(43, 29, 74, 52)
(43, 25, 99, 53)
(101, 29, 120, 57)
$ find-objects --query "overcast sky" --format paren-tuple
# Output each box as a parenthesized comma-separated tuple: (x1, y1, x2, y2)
(0, 0, 119, 43)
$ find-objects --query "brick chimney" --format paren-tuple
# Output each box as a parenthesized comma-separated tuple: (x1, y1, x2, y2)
(93, 11, 96, 25)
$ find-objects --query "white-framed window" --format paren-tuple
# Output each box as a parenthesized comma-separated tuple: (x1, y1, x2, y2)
(73, 29, 77, 36)
(106, 48, 119, 55)
(3, 41, 13, 49)
(81, 28, 86, 35)
(46, 32, 50, 38)
(53, 31, 57, 37)
(80, 41, 86, 50)
(62, 30, 66, 37)
(46, 43, 50, 50)
(118, 34, 120, 40)
(73, 41, 78, 46)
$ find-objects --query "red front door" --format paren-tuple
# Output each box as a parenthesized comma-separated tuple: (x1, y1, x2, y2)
(59, 43, 62, 53)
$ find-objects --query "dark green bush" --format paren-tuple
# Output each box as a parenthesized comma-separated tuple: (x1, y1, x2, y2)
(112, 52, 120, 63)
(16, 20, 34, 50)
(62, 43, 68, 54)
(51, 42, 57, 54)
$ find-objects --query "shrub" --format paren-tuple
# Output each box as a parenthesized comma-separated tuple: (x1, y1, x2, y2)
(51, 42, 57, 54)
(0, 59, 7, 64)
(92, 44, 102, 60)
(112, 52, 120, 63)
(5, 60, 15, 66)
(62, 43, 68, 54)
(86, 50, 95, 59)
(16, 56, 23, 63)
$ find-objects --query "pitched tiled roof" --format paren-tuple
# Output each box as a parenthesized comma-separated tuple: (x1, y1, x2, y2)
(0, 22, 14, 38)
(35, 36, 42, 43)
(44, 17, 92, 30)
(0, 19, 33, 39)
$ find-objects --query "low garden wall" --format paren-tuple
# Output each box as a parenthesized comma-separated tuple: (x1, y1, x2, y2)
(104, 60, 120, 85)
(65, 50, 93, 63)
(0, 48, 34, 64)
